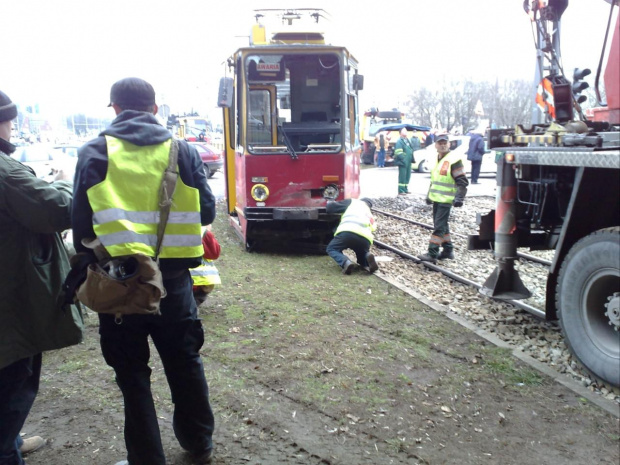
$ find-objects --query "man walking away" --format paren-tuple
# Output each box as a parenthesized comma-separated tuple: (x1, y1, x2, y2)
(466, 131, 485, 184)
(72, 77, 216, 465)
(326, 198, 378, 274)
(418, 134, 468, 263)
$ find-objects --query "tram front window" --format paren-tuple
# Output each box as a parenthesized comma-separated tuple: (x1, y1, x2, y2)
(246, 53, 343, 154)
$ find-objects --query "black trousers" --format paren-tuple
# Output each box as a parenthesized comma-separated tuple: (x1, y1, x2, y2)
(0, 354, 41, 465)
(99, 271, 214, 465)
(470, 160, 482, 183)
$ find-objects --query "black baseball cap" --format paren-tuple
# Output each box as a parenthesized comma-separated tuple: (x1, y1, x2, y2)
(435, 134, 450, 142)
(108, 77, 156, 109)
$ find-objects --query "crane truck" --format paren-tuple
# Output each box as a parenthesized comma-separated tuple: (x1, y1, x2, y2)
(468, 0, 620, 389)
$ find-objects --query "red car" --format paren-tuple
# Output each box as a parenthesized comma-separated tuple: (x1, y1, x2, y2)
(189, 142, 223, 178)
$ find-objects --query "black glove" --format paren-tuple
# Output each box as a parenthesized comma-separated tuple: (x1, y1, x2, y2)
(452, 198, 464, 208)
(425, 197, 432, 205)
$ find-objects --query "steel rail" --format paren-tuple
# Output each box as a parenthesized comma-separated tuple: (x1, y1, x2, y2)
(373, 207, 552, 267)
(374, 239, 547, 320)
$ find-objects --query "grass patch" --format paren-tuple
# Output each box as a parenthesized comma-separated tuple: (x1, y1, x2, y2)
(483, 347, 544, 386)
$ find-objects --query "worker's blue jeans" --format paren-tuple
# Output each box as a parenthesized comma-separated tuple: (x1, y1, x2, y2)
(0, 354, 42, 465)
(99, 271, 214, 465)
(326, 231, 371, 269)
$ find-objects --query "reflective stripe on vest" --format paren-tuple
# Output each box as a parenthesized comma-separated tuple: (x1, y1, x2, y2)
(429, 151, 462, 203)
(87, 136, 203, 258)
(190, 259, 221, 286)
(335, 199, 376, 243)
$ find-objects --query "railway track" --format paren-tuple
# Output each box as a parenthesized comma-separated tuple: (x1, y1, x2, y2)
(367, 196, 619, 400)
(373, 238, 546, 319)
(373, 207, 552, 268)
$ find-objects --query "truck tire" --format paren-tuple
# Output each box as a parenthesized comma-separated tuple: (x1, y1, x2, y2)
(416, 160, 429, 173)
(556, 227, 620, 389)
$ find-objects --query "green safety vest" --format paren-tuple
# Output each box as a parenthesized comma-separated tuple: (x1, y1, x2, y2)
(87, 136, 203, 258)
(190, 259, 221, 286)
(428, 151, 461, 203)
(335, 199, 376, 243)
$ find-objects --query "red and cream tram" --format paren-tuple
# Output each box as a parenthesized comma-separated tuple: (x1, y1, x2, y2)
(218, 9, 364, 251)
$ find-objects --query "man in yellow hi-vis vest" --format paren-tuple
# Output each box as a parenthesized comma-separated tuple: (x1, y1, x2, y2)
(72, 78, 216, 465)
(418, 134, 469, 264)
(326, 198, 379, 274)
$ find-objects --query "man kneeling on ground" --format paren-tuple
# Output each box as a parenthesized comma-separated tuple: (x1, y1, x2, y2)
(326, 198, 379, 275)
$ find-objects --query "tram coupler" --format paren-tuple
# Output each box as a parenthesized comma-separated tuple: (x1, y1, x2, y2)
(480, 258, 532, 300)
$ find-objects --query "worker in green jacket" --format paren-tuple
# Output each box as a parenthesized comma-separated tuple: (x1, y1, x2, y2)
(392, 128, 416, 195)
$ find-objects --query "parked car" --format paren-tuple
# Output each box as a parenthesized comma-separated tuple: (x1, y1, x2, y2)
(189, 142, 223, 178)
(11, 144, 73, 180)
(54, 144, 80, 158)
(414, 135, 497, 175)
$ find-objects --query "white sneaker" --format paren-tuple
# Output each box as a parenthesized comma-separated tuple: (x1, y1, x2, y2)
(20, 436, 45, 455)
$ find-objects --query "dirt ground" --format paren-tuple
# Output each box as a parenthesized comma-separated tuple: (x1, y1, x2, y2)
(22, 210, 620, 465)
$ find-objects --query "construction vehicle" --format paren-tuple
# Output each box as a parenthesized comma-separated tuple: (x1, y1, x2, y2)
(168, 114, 211, 142)
(469, 0, 619, 388)
(360, 109, 430, 167)
(360, 108, 403, 164)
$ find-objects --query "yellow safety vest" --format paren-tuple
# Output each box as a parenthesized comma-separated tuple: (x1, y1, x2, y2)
(429, 151, 461, 204)
(190, 259, 221, 286)
(87, 136, 203, 258)
(335, 199, 376, 243)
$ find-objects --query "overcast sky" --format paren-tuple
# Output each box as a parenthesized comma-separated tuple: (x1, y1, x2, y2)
(2, 0, 616, 120)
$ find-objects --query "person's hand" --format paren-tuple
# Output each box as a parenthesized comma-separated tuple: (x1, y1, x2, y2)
(452, 198, 464, 208)
(53, 169, 72, 182)
(425, 197, 432, 205)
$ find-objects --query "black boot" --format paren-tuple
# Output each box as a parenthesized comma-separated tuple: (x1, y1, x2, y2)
(417, 253, 437, 264)
(364, 252, 378, 273)
(438, 249, 455, 260)
(342, 259, 355, 275)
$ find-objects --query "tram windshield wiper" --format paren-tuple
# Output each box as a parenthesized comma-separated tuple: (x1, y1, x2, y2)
(278, 124, 298, 160)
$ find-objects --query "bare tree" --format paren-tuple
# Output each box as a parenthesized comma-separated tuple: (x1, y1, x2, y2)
(403, 88, 438, 128)
(484, 79, 532, 128)
(403, 78, 532, 130)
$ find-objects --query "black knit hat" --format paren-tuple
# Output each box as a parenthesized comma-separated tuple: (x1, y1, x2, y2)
(108, 77, 156, 109)
(0, 90, 18, 123)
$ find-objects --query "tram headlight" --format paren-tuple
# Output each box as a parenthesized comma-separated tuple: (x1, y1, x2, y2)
(251, 184, 269, 202)
(323, 183, 339, 200)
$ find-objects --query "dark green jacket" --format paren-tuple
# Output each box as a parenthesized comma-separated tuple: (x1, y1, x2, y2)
(393, 137, 415, 166)
(0, 143, 83, 369)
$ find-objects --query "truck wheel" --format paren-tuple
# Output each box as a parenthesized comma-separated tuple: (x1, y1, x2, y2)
(556, 227, 620, 389)
(417, 160, 429, 173)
